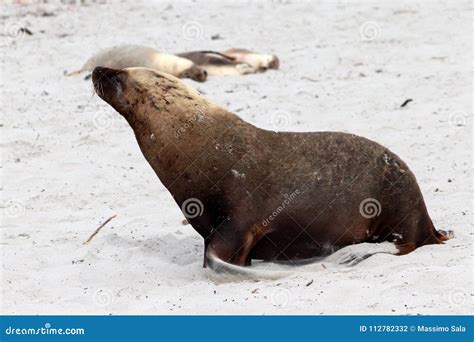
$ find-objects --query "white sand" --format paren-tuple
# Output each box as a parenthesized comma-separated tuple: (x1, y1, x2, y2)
(1, 1, 472, 315)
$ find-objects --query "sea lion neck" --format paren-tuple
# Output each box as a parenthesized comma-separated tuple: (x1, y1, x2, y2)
(124, 74, 248, 143)
(125, 78, 257, 188)
(119, 71, 214, 131)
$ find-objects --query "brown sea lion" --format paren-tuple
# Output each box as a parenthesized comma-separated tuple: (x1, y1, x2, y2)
(91, 66, 452, 277)
(176, 51, 257, 76)
(68, 45, 207, 82)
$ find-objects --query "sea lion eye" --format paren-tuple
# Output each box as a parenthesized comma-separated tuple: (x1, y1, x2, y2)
(110, 75, 121, 87)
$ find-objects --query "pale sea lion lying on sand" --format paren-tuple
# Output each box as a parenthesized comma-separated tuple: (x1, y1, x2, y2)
(68, 45, 207, 82)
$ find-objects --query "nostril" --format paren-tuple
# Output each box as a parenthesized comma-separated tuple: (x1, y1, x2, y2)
(92, 66, 107, 83)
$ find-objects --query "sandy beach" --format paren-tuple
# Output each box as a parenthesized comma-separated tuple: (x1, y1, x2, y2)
(1, 0, 472, 314)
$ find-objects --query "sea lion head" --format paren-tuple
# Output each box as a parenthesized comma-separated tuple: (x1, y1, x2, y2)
(92, 66, 211, 121)
(268, 55, 280, 70)
(180, 65, 207, 82)
(223, 49, 280, 71)
(257, 54, 279, 70)
(92, 66, 127, 111)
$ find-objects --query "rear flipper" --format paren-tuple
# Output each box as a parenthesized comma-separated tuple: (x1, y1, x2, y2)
(436, 229, 455, 241)
(326, 226, 454, 267)
(326, 242, 403, 266)
(206, 252, 290, 281)
(65, 69, 83, 76)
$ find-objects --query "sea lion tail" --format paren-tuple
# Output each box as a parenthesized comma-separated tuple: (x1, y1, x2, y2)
(206, 253, 291, 281)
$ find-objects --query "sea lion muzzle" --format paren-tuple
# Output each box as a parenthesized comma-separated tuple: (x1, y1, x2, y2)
(92, 66, 126, 102)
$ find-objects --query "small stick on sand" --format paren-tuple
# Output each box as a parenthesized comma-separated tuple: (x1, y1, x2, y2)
(83, 215, 117, 244)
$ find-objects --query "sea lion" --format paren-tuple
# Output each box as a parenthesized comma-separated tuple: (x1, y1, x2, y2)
(176, 51, 257, 76)
(222, 48, 279, 71)
(92, 66, 452, 277)
(68, 45, 207, 82)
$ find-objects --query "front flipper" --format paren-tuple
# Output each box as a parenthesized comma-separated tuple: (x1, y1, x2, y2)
(203, 224, 288, 280)
(205, 224, 268, 268)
